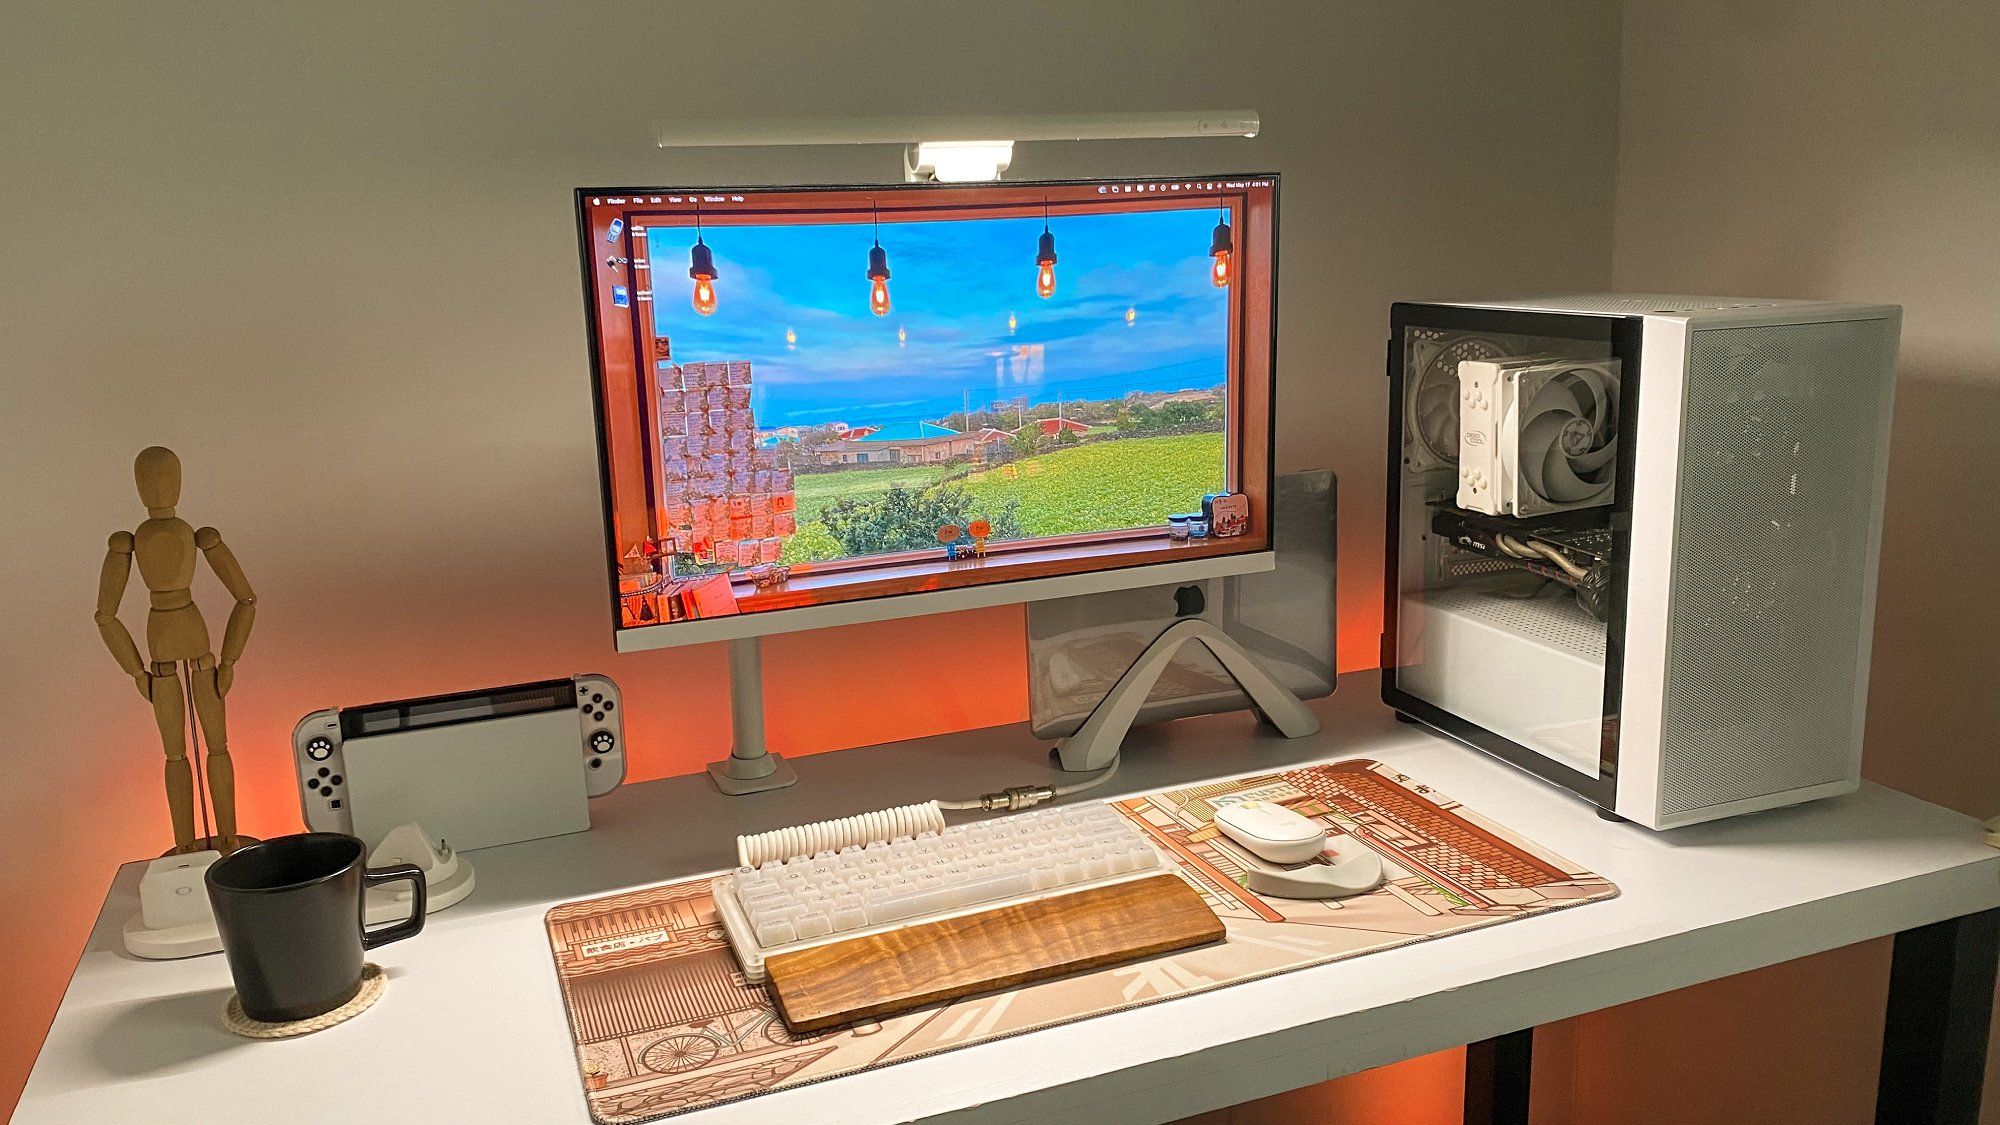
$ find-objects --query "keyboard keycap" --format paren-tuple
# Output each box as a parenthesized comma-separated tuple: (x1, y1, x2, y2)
(718, 802, 1168, 980)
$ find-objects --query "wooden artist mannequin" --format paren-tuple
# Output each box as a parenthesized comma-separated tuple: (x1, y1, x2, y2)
(94, 447, 256, 854)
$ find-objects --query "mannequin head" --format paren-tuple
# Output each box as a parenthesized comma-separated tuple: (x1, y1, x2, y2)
(134, 446, 182, 515)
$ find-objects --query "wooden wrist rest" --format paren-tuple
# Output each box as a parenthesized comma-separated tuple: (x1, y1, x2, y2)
(766, 874, 1225, 1033)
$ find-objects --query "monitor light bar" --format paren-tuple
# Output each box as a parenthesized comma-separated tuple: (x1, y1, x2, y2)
(654, 111, 1260, 150)
(904, 140, 1015, 183)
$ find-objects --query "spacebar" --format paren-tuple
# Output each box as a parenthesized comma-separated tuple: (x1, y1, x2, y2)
(766, 874, 1223, 1033)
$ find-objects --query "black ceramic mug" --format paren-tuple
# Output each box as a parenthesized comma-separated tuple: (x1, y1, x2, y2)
(205, 832, 426, 1023)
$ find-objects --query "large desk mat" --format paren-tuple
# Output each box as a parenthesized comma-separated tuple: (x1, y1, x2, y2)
(543, 759, 1618, 1123)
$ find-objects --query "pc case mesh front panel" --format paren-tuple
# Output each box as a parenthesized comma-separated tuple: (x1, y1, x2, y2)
(1656, 320, 1895, 816)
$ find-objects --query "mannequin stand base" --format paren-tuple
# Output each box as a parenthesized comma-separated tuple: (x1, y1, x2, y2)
(160, 834, 256, 858)
(708, 753, 798, 795)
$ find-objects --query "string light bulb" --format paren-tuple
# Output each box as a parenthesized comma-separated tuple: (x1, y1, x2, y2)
(1035, 199, 1058, 299)
(1125, 306, 1137, 326)
(897, 325, 908, 346)
(866, 199, 891, 316)
(785, 326, 797, 350)
(1208, 199, 1233, 289)
(1008, 311, 1018, 334)
(688, 201, 718, 315)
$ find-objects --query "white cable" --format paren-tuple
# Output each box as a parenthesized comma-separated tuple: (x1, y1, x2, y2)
(939, 758, 1121, 812)
(738, 763, 1126, 865)
(735, 801, 946, 867)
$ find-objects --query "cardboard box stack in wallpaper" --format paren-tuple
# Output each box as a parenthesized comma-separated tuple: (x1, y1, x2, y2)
(624, 340, 798, 625)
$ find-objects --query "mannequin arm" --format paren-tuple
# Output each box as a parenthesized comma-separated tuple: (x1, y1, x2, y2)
(195, 528, 256, 685)
(94, 532, 150, 697)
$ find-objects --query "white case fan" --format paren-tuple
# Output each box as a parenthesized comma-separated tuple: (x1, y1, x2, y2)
(1402, 332, 1508, 471)
(1457, 357, 1621, 517)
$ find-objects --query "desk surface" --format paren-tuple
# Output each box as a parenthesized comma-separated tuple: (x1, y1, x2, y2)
(19, 678, 2000, 1124)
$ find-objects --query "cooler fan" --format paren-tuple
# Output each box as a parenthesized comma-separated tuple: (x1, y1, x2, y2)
(1457, 358, 1621, 517)
(1403, 333, 1506, 471)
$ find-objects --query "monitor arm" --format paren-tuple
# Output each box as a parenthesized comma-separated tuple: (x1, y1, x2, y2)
(708, 636, 800, 795)
(1053, 617, 1319, 773)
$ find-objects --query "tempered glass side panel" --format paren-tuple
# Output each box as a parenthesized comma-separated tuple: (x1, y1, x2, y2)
(1386, 309, 1627, 789)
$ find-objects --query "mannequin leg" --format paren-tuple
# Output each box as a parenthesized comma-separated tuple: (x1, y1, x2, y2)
(149, 664, 198, 853)
(190, 657, 238, 850)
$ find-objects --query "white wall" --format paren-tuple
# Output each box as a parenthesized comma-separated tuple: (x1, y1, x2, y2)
(0, 0, 1624, 1111)
(1595, 2, 2000, 1122)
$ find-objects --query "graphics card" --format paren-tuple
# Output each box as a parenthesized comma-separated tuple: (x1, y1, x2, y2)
(1457, 357, 1620, 517)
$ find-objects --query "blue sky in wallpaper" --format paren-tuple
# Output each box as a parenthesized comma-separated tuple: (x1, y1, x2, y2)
(648, 206, 1229, 430)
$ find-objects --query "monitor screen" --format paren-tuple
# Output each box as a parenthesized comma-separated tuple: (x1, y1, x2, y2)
(579, 176, 1278, 648)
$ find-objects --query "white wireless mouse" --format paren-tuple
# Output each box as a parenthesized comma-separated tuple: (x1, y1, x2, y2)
(1214, 800, 1327, 863)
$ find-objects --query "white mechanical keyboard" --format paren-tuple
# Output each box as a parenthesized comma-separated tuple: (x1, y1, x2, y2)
(713, 802, 1167, 983)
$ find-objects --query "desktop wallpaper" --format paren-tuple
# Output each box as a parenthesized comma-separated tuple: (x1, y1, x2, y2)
(641, 204, 1234, 584)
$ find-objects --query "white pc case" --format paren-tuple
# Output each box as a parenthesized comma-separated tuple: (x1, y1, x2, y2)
(1384, 296, 1900, 829)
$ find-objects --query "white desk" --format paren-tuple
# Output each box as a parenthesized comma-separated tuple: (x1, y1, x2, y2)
(19, 679, 2000, 1124)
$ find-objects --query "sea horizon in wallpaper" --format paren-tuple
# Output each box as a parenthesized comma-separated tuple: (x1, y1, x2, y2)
(646, 206, 1231, 432)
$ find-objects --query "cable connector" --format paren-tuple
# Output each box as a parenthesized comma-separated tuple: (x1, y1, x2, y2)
(973, 784, 1057, 812)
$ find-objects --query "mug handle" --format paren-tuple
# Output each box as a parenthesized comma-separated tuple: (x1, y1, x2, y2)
(360, 863, 428, 949)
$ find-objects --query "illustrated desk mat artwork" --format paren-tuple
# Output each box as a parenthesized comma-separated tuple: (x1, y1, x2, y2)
(544, 759, 1618, 1123)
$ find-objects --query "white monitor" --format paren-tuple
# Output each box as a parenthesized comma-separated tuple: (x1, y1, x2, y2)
(577, 176, 1283, 791)
(579, 176, 1280, 652)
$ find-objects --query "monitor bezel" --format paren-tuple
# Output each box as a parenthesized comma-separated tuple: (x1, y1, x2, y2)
(575, 174, 1282, 651)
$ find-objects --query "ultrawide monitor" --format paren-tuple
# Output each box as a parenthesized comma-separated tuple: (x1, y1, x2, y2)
(579, 176, 1279, 650)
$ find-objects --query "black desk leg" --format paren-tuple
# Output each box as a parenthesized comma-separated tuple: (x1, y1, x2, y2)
(1464, 1027, 1533, 1125)
(1877, 908, 2000, 1125)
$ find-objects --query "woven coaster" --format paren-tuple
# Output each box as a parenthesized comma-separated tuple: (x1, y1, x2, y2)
(222, 962, 385, 1039)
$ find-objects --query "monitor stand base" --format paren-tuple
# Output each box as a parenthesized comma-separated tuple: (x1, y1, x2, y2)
(1054, 617, 1318, 774)
(707, 636, 799, 795)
